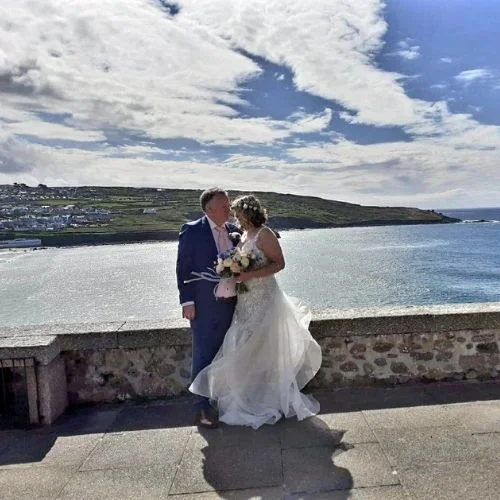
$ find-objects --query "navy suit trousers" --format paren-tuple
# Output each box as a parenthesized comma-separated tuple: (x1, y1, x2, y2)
(190, 298, 236, 409)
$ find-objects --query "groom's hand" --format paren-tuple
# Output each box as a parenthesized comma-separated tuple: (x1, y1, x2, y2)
(183, 304, 196, 321)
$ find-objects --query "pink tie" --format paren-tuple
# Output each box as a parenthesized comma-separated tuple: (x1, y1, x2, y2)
(216, 226, 231, 253)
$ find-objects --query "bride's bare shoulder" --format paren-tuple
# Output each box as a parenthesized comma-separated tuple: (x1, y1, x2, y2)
(258, 225, 278, 240)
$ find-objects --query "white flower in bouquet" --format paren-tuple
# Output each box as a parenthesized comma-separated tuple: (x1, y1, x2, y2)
(214, 247, 258, 294)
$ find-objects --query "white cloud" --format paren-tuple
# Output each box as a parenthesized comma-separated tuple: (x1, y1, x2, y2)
(390, 39, 420, 60)
(440, 57, 453, 64)
(454, 68, 493, 83)
(430, 83, 447, 90)
(288, 108, 333, 134)
(4, 121, 106, 142)
(0, 0, 485, 138)
(1, 0, 500, 209)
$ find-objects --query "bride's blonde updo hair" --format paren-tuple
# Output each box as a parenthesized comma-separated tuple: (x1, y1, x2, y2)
(231, 194, 268, 228)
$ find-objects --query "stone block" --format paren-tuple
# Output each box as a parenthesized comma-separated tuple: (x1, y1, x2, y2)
(471, 333, 496, 342)
(434, 311, 500, 332)
(37, 356, 68, 425)
(436, 352, 453, 362)
(118, 327, 191, 348)
(412, 351, 433, 361)
(372, 341, 394, 353)
(58, 332, 118, 350)
(459, 354, 486, 371)
(390, 362, 409, 374)
(476, 342, 499, 354)
(0, 335, 59, 365)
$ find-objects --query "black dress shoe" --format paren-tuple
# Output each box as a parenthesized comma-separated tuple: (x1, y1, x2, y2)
(195, 408, 219, 429)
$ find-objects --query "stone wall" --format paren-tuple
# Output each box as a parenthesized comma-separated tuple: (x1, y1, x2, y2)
(310, 329, 499, 389)
(64, 345, 192, 404)
(58, 304, 500, 404)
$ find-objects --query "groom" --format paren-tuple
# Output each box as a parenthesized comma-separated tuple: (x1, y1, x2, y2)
(176, 187, 240, 428)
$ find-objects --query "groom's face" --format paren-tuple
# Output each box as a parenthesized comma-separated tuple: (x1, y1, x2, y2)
(206, 193, 231, 225)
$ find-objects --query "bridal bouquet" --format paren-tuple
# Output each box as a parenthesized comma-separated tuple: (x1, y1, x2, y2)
(215, 247, 256, 296)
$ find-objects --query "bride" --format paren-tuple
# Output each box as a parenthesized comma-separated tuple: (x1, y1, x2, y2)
(189, 194, 322, 430)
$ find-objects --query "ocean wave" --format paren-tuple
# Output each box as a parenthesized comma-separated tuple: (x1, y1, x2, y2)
(460, 219, 499, 224)
(0, 249, 34, 265)
(360, 241, 448, 251)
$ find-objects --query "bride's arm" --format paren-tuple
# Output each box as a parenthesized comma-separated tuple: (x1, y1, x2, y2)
(238, 227, 285, 282)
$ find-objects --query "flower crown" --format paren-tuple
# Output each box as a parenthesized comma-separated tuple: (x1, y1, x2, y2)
(233, 199, 260, 212)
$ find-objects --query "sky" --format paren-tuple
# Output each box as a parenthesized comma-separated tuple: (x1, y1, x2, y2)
(1, 0, 499, 209)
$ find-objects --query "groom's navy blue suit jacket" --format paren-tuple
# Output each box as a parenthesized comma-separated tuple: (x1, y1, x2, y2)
(176, 216, 240, 307)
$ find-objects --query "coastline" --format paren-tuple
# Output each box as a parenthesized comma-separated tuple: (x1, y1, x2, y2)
(8, 217, 462, 248)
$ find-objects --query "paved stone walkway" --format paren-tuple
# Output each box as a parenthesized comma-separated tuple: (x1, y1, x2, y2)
(1, 381, 500, 499)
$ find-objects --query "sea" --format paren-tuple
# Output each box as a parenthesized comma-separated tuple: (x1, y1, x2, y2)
(1, 208, 499, 328)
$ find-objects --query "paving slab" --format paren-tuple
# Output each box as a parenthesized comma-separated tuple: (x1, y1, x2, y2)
(0, 433, 103, 470)
(374, 425, 486, 467)
(288, 484, 410, 499)
(168, 487, 283, 499)
(58, 465, 176, 499)
(0, 465, 75, 500)
(1, 383, 500, 499)
(279, 415, 345, 449)
(473, 432, 500, 460)
(398, 460, 500, 500)
(282, 443, 397, 495)
(192, 423, 280, 449)
(34, 406, 123, 436)
(362, 404, 462, 430)
(80, 428, 189, 471)
(322, 412, 378, 444)
(443, 402, 500, 433)
(170, 439, 282, 494)
(110, 401, 196, 432)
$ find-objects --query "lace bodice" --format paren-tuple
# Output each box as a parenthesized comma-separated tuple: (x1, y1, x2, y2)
(240, 229, 267, 268)
(234, 228, 278, 325)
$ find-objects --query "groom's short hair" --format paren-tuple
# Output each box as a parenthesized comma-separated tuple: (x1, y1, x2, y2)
(200, 187, 228, 211)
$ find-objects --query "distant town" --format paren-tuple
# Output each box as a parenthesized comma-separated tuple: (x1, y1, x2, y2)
(0, 183, 114, 234)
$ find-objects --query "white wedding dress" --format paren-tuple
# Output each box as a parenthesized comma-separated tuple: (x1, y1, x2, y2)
(190, 228, 322, 430)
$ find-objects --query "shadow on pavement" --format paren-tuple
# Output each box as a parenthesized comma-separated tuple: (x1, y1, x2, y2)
(0, 380, 498, 471)
(197, 417, 354, 499)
